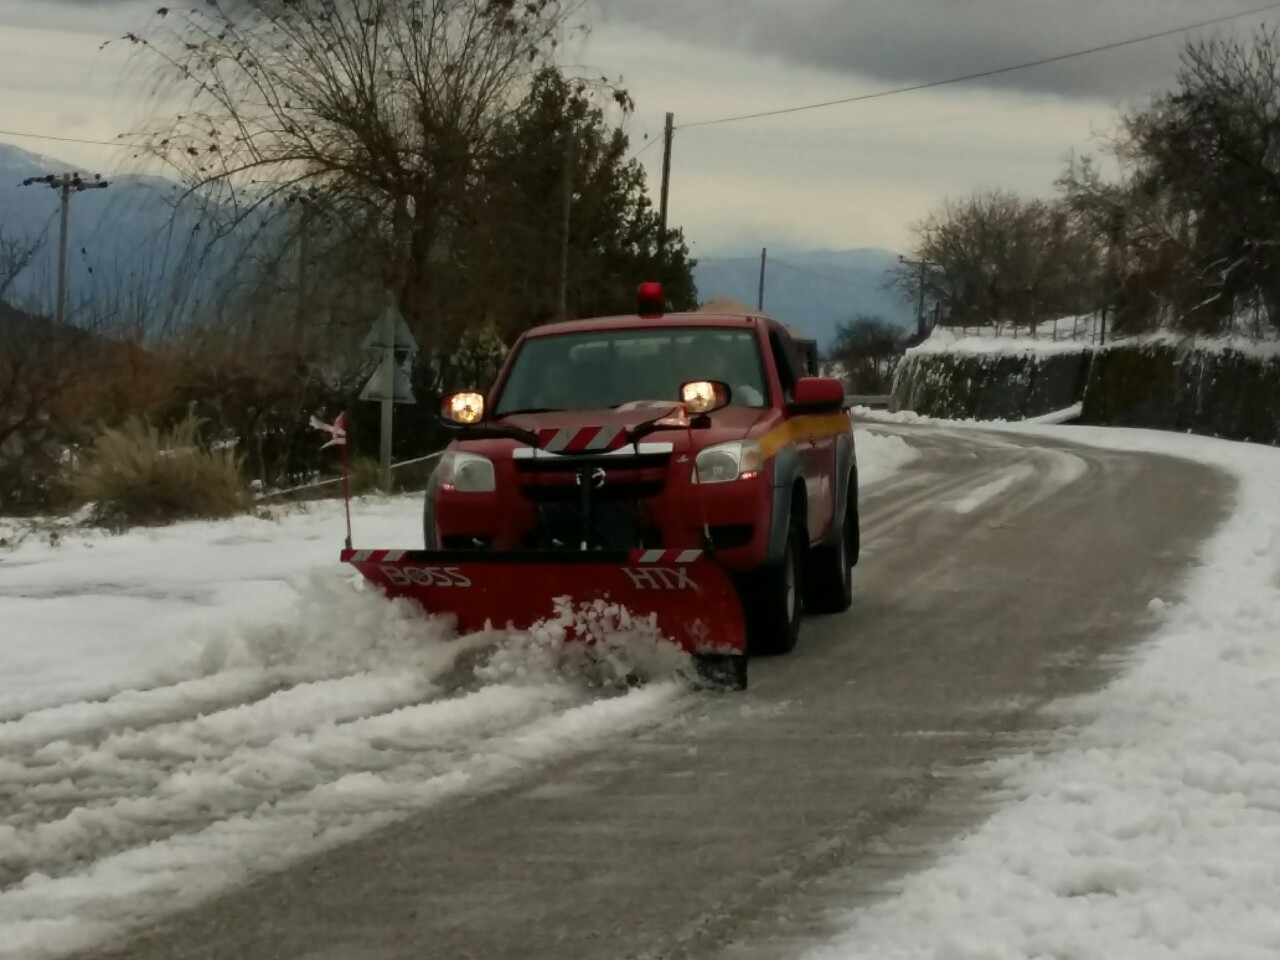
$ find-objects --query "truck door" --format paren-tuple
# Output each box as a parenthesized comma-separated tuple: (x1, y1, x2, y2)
(768, 328, 832, 541)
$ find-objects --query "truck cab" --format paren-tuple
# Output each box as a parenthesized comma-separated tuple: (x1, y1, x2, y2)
(427, 284, 859, 655)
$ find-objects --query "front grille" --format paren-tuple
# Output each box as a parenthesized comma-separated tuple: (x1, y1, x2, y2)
(513, 451, 672, 550)
(520, 480, 664, 503)
(513, 453, 671, 474)
(523, 500, 661, 551)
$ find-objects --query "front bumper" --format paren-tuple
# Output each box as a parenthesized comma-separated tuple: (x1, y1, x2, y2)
(428, 456, 773, 571)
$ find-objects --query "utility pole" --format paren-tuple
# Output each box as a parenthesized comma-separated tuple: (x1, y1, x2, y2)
(296, 201, 312, 337)
(915, 260, 926, 339)
(21, 172, 109, 334)
(658, 112, 674, 254)
(380, 296, 395, 487)
(757, 247, 767, 311)
(380, 195, 410, 490)
(899, 255, 930, 341)
(559, 122, 575, 322)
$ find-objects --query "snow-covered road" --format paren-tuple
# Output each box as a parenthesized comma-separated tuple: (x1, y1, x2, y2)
(36, 422, 1227, 960)
(798, 425, 1280, 960)
(0, 427, 918, 959)
(3, 422, 1265, 960)
(0, 557, 693, 959)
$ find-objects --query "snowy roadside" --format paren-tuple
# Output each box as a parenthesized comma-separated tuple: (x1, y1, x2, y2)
(0, 497, 420, 717)
(0, 424, 918, 960)
(806, 424, 1280, 959)
(0, 424, 912, 718)
(853, 426, 918, 487)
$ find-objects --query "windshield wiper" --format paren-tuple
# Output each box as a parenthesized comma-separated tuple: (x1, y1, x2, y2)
(494, 407, 558, 417)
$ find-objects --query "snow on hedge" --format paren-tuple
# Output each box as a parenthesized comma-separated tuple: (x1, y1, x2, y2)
(909, 322, 1280, 360)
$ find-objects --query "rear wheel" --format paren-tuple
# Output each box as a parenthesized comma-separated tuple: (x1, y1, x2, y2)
(741, 513, 805, 656)
(804, 480, 857, 615)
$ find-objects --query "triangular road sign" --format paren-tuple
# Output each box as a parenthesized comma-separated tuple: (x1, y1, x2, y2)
(360, 355, 416, 404)
(361, 306, 419, 354)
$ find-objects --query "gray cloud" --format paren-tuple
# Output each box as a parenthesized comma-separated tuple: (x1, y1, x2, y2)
(597, 0, 1279, 102)
(0, 0, 158, 34)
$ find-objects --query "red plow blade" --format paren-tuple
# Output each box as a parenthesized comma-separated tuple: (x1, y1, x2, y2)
(341, 548, 748, 687)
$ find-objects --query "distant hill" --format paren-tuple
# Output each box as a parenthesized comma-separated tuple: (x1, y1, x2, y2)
(693, 249, 915, 350)
(0, 143, 220, 329)
(1, 142, 915, 348)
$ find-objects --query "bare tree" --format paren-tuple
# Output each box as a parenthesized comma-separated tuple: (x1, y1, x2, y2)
(896, 190, 1100, 336)
(123, 0, 582, 342)
(1109, 27, 1280, 335)
(0, 228, 45, 304)
(829, 314, 906, 393)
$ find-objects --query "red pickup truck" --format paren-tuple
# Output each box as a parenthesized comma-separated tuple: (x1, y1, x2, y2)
(345, 284, 858, 689)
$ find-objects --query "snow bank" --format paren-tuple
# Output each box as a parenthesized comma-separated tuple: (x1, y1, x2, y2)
(854, 426, 919, 487)
(909, 323, 1280, 360)
(0, 495, 700, 958)
(1022, 402, 1083, 425)
(0, 496, 425, 717)
(0, 567, 690, 959)
(853, 405, 1082, 429)
(808, 427, 1280, 960)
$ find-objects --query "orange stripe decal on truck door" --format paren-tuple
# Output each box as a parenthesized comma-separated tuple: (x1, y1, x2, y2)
(757, 412, 851, 460)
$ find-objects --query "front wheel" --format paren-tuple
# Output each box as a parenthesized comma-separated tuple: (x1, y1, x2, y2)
(741, 516, 804, 656)
(804, 484, 857, 614)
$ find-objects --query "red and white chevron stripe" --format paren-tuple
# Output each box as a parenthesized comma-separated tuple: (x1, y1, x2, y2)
(629, 550, 704, 564)
(537, 425, 631, 454)
(343, 548, 704, 563)
(344, 549, 409, 564)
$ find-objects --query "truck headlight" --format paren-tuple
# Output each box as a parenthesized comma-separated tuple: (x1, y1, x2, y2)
(694, 440, 763, 484)
(436, 451, 496, 493)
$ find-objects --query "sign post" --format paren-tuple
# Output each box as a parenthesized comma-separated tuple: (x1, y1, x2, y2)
(360, 305, 419, 488)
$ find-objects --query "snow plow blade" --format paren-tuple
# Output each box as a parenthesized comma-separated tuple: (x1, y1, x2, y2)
(341, 548, 748, 690)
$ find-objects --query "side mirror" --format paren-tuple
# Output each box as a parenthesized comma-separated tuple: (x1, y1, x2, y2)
(788, 377, 845, 415)
(680, 380, 732, 415)
(441, 391, 485, 426)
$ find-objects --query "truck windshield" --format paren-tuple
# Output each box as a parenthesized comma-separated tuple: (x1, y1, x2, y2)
(493, 326, 769, 414)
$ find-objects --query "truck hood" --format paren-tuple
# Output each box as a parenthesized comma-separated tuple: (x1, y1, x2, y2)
(452, 403, 770, 459)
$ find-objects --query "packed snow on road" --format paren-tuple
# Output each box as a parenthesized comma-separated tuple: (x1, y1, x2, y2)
(0, 426, 913, 959)
(806, 424, 1280, 960)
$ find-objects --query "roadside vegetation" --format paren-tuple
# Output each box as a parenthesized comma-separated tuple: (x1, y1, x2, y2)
(70, 414, 249, 528)
(0, 0, 697, 519)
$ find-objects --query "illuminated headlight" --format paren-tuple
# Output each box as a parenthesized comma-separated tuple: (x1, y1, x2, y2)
(694, 440, 763, 484)
(436, 451, 496, 493)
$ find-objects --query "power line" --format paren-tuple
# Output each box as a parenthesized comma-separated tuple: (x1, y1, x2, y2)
(697, 255, 867, 290)
(769, 258, 868, 289)
(632, 133, 664, 158)
(0, 127, 131, 149)
(678, 0, 1280, 130)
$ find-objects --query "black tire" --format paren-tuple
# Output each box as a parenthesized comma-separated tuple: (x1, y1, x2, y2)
(804, 480, 857, 615)
(741, 512, 805, 656)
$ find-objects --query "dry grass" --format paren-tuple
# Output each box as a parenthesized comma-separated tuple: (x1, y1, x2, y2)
(347, 455, 396, 495)
(71, 413, 249, 526)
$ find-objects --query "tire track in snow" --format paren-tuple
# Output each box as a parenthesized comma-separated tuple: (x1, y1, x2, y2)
(0, 681, 586, 888)
(0, 573, 690, 925)
(0, 671, 451, 832)
(0, 683, 685, 960)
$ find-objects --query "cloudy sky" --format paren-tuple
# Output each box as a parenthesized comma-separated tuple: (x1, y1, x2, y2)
(2, 0, 1279, 256)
